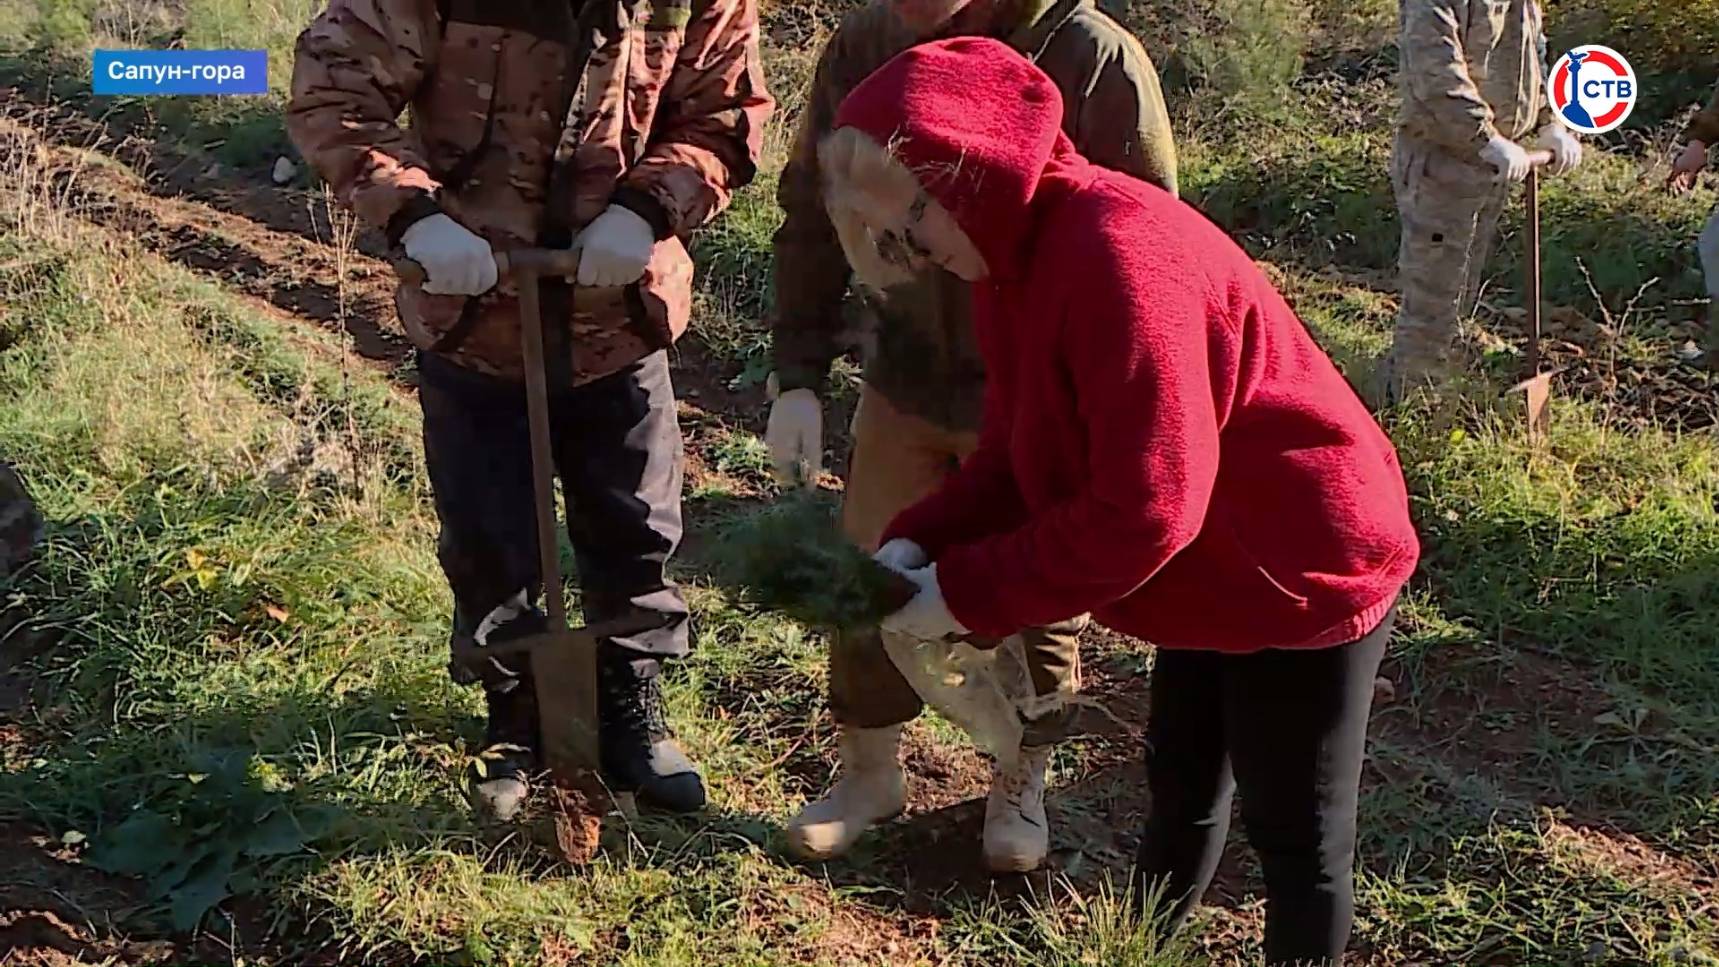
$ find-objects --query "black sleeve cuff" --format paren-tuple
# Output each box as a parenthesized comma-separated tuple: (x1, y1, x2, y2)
(384, 191, 445, 246)
(610, 185, 675, 242)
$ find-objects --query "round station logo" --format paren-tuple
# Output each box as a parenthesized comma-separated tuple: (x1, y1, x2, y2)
(1547, 45, 1637, 135)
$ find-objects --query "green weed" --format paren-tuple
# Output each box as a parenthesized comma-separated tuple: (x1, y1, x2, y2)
(85, 749, 340, 930)
(1176, 0, 1311, 119)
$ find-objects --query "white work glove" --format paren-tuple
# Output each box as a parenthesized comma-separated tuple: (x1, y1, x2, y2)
(402, 213, 498, 296)
(874, 538, 928, 573)
(1480, 134, 1532, 184)
(574, 204, 656, 287)
(879, 564, 969, 642)
(764, 374, 823, 488)
(1534, 123, 1582, 177)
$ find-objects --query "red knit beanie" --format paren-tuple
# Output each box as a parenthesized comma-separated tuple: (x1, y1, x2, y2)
(832, 36, 1067, 278)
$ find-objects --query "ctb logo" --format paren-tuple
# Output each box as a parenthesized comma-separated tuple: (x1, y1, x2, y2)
(1548, 45, 1637, 135)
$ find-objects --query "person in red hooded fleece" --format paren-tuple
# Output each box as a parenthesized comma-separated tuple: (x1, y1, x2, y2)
(815, 37, 1421, 966)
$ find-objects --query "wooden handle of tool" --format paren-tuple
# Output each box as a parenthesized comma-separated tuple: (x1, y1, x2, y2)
(391, 253, 508, 288)
(392, 249, 583, 287)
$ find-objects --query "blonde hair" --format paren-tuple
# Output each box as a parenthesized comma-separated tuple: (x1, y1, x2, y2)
(819, 126, 925, 293)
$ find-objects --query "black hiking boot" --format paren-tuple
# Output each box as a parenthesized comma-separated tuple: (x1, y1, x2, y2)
(598, 651, 704, 813)
(455, 595, 550, 822)
(469, 677, 541, 822)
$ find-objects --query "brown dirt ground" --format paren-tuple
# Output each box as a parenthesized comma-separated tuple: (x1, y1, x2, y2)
(0, 822, 289, 966)
(1471, 304, 1719, 431)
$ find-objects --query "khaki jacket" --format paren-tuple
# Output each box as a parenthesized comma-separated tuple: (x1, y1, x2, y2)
(770, 0, 1178, 430)
(1397, 0, 1553, 156)
(289, 0, 772, 383)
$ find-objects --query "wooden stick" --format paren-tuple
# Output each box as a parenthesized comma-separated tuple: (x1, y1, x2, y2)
(1526, 166, 1543, 381)
(516, 268, 566, 632)
(1520, 160, 1554, 441)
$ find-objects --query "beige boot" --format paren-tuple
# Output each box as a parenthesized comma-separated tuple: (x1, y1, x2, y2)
(983, 745, 1051, 873)
(786, 725, 906, 861)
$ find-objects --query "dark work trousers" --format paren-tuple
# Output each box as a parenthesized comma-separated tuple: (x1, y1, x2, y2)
(1133, 607, 1395, 967)
(416, 349, 690, 692)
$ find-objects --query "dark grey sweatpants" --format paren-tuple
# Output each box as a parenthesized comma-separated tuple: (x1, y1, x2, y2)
(416, 349, 690, 690)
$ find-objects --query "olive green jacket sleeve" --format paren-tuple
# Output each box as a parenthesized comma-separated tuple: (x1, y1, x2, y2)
(1074, 42, 1179, 195)
(1399, 0, 1499, 154)
(1022, 0, 1178, 195)
(768, 3, 912, 395)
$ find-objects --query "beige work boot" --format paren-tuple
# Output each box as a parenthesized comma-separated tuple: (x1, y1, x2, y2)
(983, 745, 1051, 874)
(786, 725, 906, 861)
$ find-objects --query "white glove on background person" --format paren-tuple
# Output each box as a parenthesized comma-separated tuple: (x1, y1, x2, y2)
(764, 375, 824, 487)
(1534, 123, 1582, 177)
(1480, 135, 1532, 183)
(402, 213, 498, 296)
(879, 564, 969, 642)
(873, 538, 928, 573)
(574, 204, 656, 287)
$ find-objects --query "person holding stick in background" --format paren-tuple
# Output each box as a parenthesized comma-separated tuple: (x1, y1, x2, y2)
(1382, 0, 1582, 399)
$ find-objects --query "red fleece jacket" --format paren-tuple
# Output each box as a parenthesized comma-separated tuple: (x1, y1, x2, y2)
(838, 38, 1420, 653)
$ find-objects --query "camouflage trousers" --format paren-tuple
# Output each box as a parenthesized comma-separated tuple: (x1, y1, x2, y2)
(831, 384, 1084, 740)
(1384, 135, 1511, 395)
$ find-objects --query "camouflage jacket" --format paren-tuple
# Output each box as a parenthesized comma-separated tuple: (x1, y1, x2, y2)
(1397, 0, 1554, 156)
(770, 0, 1178, 431)
(1682, 80, 1719, 146)
(288, 0, 772, 384)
